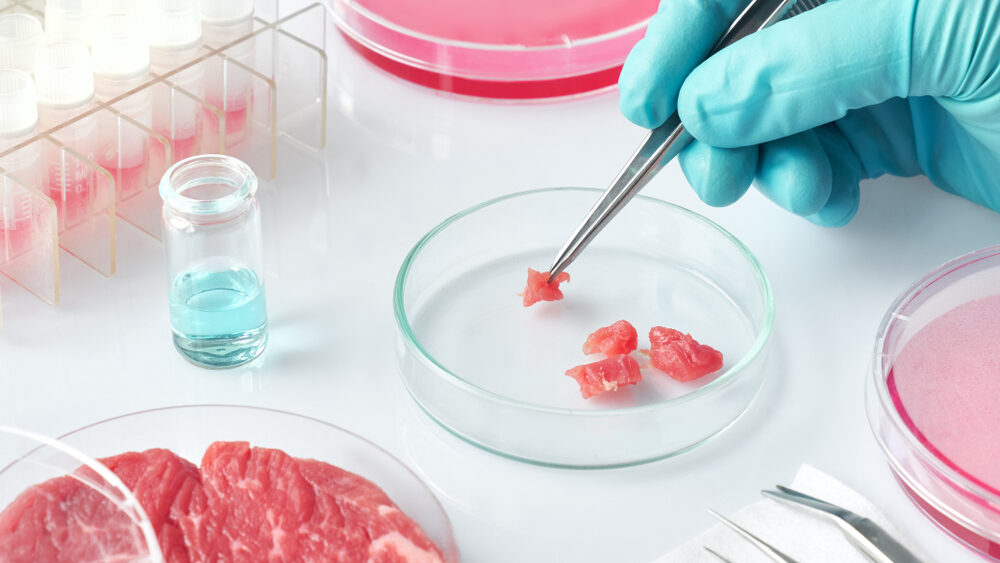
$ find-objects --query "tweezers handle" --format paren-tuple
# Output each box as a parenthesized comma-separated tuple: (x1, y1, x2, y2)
(547, 0, 800, 280)
(765, 486, 923, 563)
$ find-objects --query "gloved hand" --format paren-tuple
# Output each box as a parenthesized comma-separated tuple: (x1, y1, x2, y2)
(618, 0, 1000, 226)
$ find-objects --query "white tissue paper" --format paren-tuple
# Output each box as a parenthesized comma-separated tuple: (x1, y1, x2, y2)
(655, 464, 920, 562)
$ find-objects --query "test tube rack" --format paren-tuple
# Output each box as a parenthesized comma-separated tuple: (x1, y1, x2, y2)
(0, 0, 328, 329)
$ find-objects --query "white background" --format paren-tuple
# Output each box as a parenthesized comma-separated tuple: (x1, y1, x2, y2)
(1, 25, 997, 563)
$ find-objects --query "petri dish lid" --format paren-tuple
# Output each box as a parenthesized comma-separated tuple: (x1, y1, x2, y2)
(0, 425, 162, 562)
(329, 0, 658, 100)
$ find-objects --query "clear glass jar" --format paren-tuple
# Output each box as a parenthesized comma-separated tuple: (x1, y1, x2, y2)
(160, 154, 267, 368)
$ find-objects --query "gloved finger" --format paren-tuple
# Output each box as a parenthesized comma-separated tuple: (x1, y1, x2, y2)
(678, 141, 756, 207)
(908, 1, 1000, 99)
(619, 0, 752, 129)
(753, 130, 832, 216)
(804, 124, 865, 227)
(677, 0, 913, 147)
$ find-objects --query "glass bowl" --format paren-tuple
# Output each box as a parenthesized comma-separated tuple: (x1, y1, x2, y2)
(31, 405, 458, 562)
(394, 188, 774, 468)
(868, 245, 1000, 559)
(327, 0, 657, 100)
(0, 425, 161, 562)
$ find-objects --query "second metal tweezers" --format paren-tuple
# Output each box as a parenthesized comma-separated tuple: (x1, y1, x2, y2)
(546, 0, 813, 282)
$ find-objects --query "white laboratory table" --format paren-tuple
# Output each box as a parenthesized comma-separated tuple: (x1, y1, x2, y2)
(1, 29, 997, 563)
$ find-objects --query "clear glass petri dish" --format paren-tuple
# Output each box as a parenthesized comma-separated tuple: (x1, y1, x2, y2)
(51, 405, 459, 562)
(394, 188, 774, 468)
(0, 425, 162, 562)
(868, 245, 1000, 559)
(327, 0, 658, 100)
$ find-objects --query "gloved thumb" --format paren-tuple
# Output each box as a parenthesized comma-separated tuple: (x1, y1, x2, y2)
(676, 0, 915, 148)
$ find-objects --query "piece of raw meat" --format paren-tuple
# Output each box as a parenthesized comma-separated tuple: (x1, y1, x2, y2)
(101, 449, 203, 563)
(0, 465, 158, 562)
(298, 459, 445, 562)
(178, 441, 445, 563)
(0, 441, 446, 563)
(522, 268, 570, 307)
(565, 354, 642, 399)
(178, 441, 320, 561)
(582, 320, 638, 356)
(647, 326, 723, 382)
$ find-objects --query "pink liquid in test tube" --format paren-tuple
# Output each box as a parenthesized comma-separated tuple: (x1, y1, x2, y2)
(0, 181, 34, 261)
(223, 99, 250, 139)
(0, 69, 41, 261)
(202, 0, 255, 147)
(45, 159, 95, 228)
(149, 0, 205, 165)
(93, 12, 154, 202)
(169, 135, 199, 162)
(113, 162, 145, 199)
(35, 42, 99, 230)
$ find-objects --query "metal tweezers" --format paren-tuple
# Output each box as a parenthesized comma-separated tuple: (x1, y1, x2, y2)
(762, 485, 923, 563)
(546, 0, 823, 282)
(704, 481, 921, 562)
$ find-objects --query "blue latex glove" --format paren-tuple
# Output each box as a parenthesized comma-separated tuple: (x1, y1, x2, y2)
(619, 0, 1000, 226)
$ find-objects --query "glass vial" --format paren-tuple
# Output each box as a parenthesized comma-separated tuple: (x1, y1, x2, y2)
(160, 154, 267, 368)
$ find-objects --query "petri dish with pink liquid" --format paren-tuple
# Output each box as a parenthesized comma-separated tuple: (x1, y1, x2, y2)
(328, 0, 658, 100)
(868, 245, 1000, 559)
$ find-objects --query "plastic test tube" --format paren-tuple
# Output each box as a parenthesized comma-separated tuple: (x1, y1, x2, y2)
(35, 42, 99, 230)
(92, 13, 152, 200)
(0, 13, 43, 75)
(149, 0, 205, 163)
(45, 0, 95, 46)
(0, 70, 42, 262)
(200, 0, 255, 146)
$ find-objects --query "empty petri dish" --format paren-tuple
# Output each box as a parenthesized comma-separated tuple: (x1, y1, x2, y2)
(394, 188, 774, 468)
(868, 245, 1000, 558)
(328, 0, 658, 100)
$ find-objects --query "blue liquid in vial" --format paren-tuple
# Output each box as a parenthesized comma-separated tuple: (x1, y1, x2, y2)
(169, 266, 268, 368)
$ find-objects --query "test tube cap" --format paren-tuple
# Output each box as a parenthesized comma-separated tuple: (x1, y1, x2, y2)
(45, 0, 96, 46)
(92, 14, 150, 79)
(199, 0, 255, 25)
(0, 14, 43, 75)
(34, 42, 95, 109)
(148, 0, 202, 50)
(96, 0, 140, 16)
(0, 69, 37, 136)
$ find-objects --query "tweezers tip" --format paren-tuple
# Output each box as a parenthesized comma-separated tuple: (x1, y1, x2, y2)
(545, 263, 565, 284)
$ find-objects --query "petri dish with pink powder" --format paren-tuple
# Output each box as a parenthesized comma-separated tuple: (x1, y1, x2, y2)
(327, 0, 658, 100)
(868, 245, 1000, 559)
